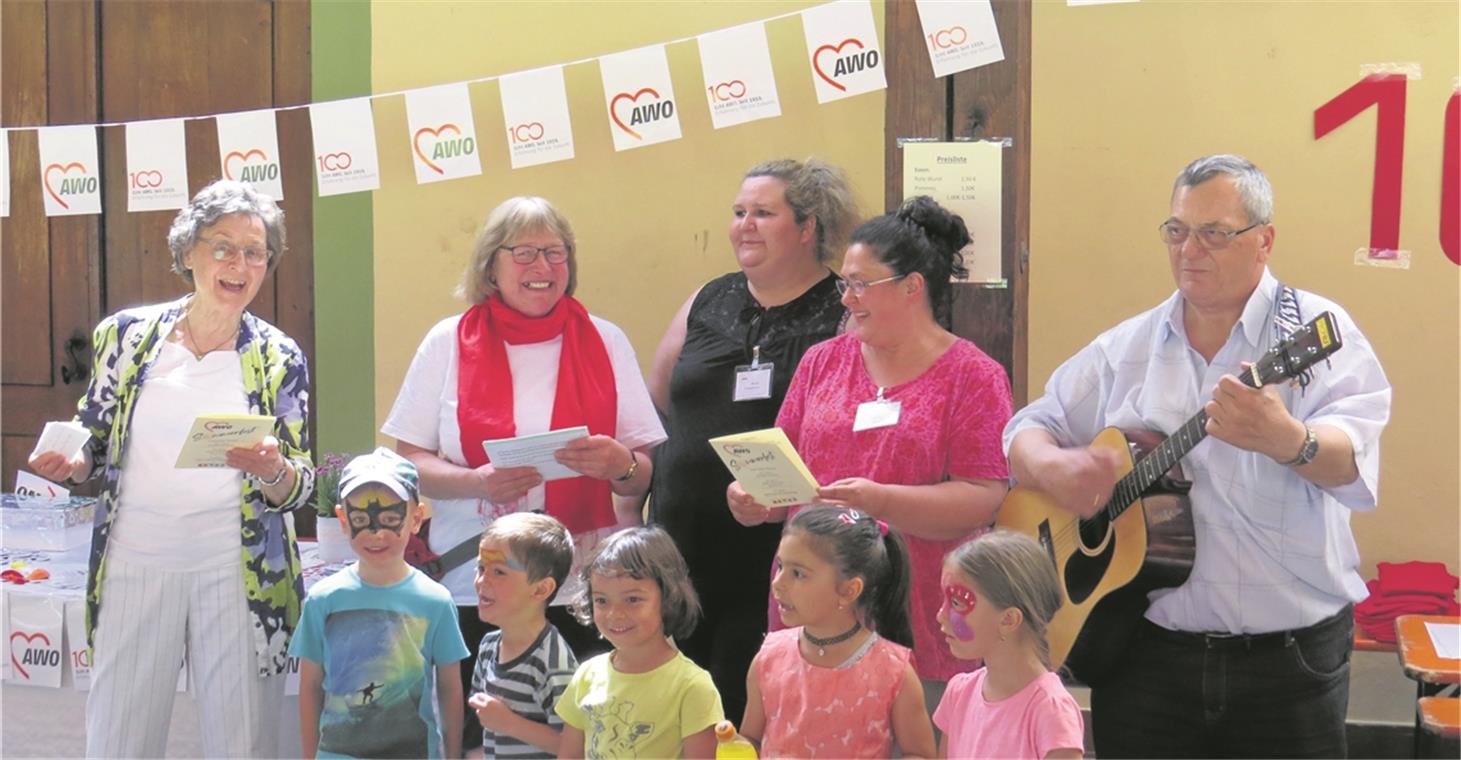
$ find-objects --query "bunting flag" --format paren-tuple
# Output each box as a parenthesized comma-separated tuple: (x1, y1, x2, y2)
(599, 45, 682, 152)
(405, 83, 483, 184)
(309, 98, 382, 197)
(1, 131, 9, 217)
(5, 594, 65, 688)
(37, 125, 102, 217)
(698, 23, 783, 130)
(0, 1, 983, 216)
(124, 119, 190, 212)
(499, 66, 576, 169)
(216, 109, 285, 200)
(915, 0, 1005, 78)
(801, 0, 887, 104)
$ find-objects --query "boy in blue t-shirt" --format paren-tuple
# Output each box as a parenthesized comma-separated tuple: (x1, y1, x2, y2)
(290, 447, 470, 759)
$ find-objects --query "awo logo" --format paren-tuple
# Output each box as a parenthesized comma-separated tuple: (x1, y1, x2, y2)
(707, 80, 748, 103)
(10, 631, 58, 680)
(203, 421, 237, 433)
(610, 88, 675, 140)
(43, 162, 98, 209)
(129, 169, 165, 189)
(316, 152, 353, 172)
(507, 122, 546, 144)
(224, 149, 280, 183)
(413, 123, 475, 174)
(927, 26, 969, 50)
(813, 38, 880, 92)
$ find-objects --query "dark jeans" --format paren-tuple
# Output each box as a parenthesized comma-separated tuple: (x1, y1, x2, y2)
(1091, 606, 1353, 759)
(456, 604, 609, 751)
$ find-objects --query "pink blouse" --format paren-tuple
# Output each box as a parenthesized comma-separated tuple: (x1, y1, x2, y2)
(773, 334, 1013, 681)
(755, 628, 911, 758)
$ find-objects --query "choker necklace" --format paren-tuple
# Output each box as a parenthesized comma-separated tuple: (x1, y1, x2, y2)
(802, 621, 862, 657)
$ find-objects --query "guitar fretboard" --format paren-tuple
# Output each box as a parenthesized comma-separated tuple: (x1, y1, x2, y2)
(1102, 367, 1262, 520)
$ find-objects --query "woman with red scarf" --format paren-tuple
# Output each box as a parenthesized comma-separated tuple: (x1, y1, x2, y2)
(383, 197, 664, 746)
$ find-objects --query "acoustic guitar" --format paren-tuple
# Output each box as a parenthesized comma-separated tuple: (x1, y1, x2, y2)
(995, 311, 1344, 685)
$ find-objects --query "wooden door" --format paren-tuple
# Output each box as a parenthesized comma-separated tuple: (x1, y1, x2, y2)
(1, 0, 313, 490)
(884, 0, 1031, 406)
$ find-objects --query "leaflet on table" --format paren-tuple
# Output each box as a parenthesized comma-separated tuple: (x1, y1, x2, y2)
(1425, 621, 1461, 660)
(481, 426, 590, 482)
(708, 427, 820, 508)
(30, 420, 90, 462)
(174, 414, 276, 468)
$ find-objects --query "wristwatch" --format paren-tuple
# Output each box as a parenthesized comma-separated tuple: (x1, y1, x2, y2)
(614, 452, 639, 482)
(1279, 426, 1319, 467)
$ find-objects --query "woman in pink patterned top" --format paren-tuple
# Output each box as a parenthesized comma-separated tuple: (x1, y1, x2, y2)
(728, 196, 1013, 683)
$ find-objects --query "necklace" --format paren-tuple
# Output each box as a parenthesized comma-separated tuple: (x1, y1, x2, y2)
(802, 621, 862, 657)
(181, 313, 240, 361)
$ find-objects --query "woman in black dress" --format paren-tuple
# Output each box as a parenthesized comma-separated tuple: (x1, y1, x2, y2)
(647, 158, 859, 723)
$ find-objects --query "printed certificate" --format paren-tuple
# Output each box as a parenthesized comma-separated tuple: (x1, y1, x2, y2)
(709, 427, 820, 508)
(175, 414, 275, 468)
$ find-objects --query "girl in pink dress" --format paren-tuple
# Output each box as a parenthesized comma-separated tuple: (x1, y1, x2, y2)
(728, 197, 1013, 683)
(740, 507, 936, 758)
(934, 531, 1084, 759)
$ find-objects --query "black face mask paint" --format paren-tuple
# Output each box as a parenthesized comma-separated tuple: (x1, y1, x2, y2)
(344, 497, 409, 537)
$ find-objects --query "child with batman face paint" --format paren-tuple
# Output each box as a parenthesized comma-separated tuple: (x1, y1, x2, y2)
(289, 448, 471, 760)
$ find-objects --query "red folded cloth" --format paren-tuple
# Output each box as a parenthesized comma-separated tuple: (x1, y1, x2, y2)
(1353, 563, 1461, 643)
(1375, 561, 1460, 597)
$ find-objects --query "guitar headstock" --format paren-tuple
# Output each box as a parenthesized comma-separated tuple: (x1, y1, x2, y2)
(1248, 312, 1344, 387)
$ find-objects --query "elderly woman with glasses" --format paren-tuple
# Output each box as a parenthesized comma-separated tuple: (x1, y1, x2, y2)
(726, 196, 1013, 687)
(383, 197, 663, 746)
(28, 179, 313, 757)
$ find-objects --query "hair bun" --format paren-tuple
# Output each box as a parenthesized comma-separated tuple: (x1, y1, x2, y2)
(897, 195, 971, 255)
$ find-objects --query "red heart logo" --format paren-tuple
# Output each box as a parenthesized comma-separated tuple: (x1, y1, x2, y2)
(10, 631, 52, 680)
(223, 149, 268, 180)
(813, 38, 865, 92)
(43, 162, 88, 210)
(610, 88, 662, 141)
(413, 124, 460, 175)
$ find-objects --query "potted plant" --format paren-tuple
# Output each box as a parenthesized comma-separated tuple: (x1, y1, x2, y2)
(313, 453, 355, 562)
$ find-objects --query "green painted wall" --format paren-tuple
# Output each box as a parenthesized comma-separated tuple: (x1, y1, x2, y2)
(311, 0, 376, 459)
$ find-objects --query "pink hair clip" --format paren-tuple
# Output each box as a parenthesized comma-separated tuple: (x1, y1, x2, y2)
(838, 510, 890, 537)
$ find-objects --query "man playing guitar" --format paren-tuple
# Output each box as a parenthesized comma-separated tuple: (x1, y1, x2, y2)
(1003, 155, 1392, 758)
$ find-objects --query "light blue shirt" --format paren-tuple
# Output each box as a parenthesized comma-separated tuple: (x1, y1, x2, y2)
(1005, 270, 1391, 634)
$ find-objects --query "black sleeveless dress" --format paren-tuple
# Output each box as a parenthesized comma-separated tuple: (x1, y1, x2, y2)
(649, 270, 844, 721)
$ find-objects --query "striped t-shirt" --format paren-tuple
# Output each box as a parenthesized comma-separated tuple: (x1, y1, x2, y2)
(471, 624, 578, 759)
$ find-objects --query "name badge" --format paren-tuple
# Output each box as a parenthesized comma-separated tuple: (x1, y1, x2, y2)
(733, 363, 774, 402)
(853, 397, 901, 431)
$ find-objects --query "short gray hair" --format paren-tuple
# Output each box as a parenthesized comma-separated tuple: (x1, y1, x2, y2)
(1172, 154, 1273, 225)
(458, 196, 578, 304)
(167, 179, 286, 284)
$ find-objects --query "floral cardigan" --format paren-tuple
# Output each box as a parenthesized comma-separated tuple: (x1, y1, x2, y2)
(75, 297, 315, 676)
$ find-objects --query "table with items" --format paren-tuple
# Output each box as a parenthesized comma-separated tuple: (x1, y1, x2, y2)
(2, 495, 349, 757)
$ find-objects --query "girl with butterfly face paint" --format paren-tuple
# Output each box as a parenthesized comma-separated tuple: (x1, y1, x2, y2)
(933, 531, 1084, 759)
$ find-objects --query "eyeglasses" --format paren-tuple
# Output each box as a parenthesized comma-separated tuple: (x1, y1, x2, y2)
(499, 244, 569, 265)
(203, 238, 270, 267)
(836, 274, 904, 297)
(1158, 221, 1262, 250)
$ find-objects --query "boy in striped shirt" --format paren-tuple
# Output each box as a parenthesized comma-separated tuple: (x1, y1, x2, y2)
(468, 513, 578, 758)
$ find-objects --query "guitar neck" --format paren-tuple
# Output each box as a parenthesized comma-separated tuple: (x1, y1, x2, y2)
(1105, 368, 1263, 519)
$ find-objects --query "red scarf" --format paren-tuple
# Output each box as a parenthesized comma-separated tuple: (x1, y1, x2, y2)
(457, 294, 618, 534)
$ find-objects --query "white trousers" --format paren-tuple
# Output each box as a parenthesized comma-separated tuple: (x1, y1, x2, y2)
(85, 554, 283, 758)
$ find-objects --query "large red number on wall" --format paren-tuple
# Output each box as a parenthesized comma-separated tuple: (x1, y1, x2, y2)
(1313, 74, 1407, 256)
(1315, 74, 1459, 266)
(1441, 91, 1458, 265)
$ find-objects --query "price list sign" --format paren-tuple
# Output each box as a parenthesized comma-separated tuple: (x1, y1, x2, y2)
(902, 141, 1004, 283)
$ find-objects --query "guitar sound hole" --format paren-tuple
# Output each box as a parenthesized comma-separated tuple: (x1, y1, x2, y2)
(1078, 513, 1110, 550)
